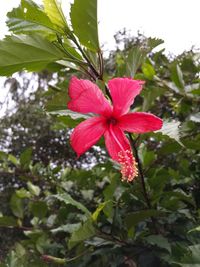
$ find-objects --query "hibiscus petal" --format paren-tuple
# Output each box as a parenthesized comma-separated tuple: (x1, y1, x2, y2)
(108, 78, 144, 117)
(118, 112, 163, 133)
(70, 116, 106, 157)
(104, 125, 131, 161)
(68, 77, 112, 116)
(104, 125, 138, 182)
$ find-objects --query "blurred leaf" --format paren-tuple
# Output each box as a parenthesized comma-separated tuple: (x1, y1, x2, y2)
(125, 210, 163, 229)
(156, 120, 183, 145)
(145, 235, 171, 253)
(190, 112, 200, 123)
(8, 154, 19, 166)
(70, 0, 99, 51)
(20, 147, 32, 169)
(0, 34, 65, 76)
(10, 193, 24, 219)
(53, 193, 91, 217)
(170, 63, 185, 91)
(0, 216, 18, 227)
(126, 46, 145, 77)
(92, 201, 110, 222)
(68, 219, 95, 249)
(27, 181, 41, 196)
(142, 62, 155, 80)
(48, 109, 93, 120)
(43, 0, 69, 33)
(147, 37, 164, 50)
(29, 201, 48, 219)
(51, 223, 81, 234)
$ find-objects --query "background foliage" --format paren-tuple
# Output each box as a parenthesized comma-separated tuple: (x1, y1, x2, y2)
(0, 0, 200, 266)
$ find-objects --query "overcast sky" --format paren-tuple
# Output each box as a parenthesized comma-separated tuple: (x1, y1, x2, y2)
(0, 0, 200, 116)
(0, 0, 200, 54)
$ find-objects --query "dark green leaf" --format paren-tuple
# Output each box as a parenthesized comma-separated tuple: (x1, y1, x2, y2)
(0, 216, 18, 227)
(52, 193, 91, 217)
(20, 147, 32, 169)
(68, 219, 95, 249)
(125, 210, 164, 229)
(70, 0, 99, 51)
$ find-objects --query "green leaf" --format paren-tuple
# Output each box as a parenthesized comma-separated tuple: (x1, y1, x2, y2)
(51, 223, 81, 234)
(145, 235, 171, 253)
(43, 0, 69, 33)
(8, 154, 19, 166)
(20, 147, 32, 169)
(27, 181, 41, 196)
(170, 63, 185, 91)
(92, 201, 110, 222)
(70, 0, 99, 51)
(52, 193, 91, 217)
(188, 226, 200, 234)
(48, 109, 93, 120)
(6, 0, 58, 35)
(68, 219, 95, 249)
(0, 216, 18, 227)
(0, 34, 64, 76)
(10, 193, 24, 219)
(156, 120, 183, 146)
(147, 37, 164, 50)
(29, 201, 48, 219)
(125, 209, 164, 229)
(142, 62, 155, 80)
(126, 46, 145, 77)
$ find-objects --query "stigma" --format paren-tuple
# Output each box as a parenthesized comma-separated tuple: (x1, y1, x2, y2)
(118, 150, 138, 182)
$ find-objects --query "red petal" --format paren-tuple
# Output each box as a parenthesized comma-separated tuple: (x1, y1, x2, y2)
(104, 125, 138, 182)
(108, 78, 144, 117)
(118, 112, 163, 133)
(104, 125, 131, 161)
(68, 77, 112, 116)
(70, 117, 106, 157)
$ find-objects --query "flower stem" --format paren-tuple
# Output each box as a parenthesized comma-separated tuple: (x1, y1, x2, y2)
(128, 133, 151, 209)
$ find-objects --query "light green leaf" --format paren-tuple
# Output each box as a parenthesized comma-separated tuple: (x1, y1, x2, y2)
(92, 201, 110, 222)
(188, 226, 200, 234)
(0, 34, 65, 76)
(48, 109, 93, 120)
(51, 223, 81, 234)
(156, 120, 183, 146)
(126, 46, 145, 77)
(8, 154, 19, 166)
(6, 0, 58, 35)
(27, 181, 41, 196)
(53, 193, 91, 217)
(142, 62, 155, 80)
(145, 235, 171, 253)
(43, 0, 69, 33)
(68, 219, 95, 249)
(70, 0, 99, 51)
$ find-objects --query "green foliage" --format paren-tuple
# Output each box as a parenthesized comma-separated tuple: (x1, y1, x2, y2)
(0, 1, 200, 266)
(0, 34, 64, 76)
(70, 0, 100, 51)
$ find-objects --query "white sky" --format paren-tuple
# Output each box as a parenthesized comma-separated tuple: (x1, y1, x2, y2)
(0, 0, 200, 54)
(0, 0, 200, 115)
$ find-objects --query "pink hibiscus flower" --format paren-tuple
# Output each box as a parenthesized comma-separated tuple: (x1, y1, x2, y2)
(67, 77, 163, 182)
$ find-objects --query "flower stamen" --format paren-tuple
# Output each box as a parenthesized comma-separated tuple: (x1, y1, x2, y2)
(118, 150, 138, 182)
